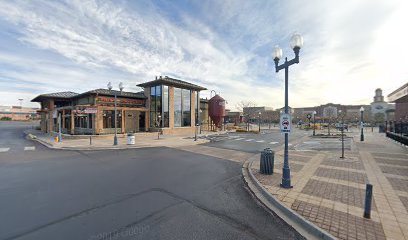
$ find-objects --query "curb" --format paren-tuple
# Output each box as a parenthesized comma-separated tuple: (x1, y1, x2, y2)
(242, 156, 335, 240)
(24, 130, 209, 151)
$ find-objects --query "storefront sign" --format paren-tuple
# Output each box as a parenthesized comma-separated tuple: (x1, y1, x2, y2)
(84, 108, 97, 114)
(280, 113, 292, 133)
(97, 97, 145, 107)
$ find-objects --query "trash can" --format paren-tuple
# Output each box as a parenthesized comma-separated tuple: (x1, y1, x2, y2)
(260, 148, 274, 175)
(127, 133, 135, 145)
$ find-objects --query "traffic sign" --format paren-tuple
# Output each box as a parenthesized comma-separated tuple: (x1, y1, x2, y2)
(280, 113, 292, 133)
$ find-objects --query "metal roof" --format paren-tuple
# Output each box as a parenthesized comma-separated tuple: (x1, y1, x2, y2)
(137, 76, 207, 91)
(31, 91, 79, 102)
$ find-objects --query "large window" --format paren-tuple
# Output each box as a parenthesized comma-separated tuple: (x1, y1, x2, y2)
(195, 91, 199, 126)
(174, 88, 191, 127)
(103, 110, 122, 128)
(163, 85, 169, 127)
(149, 85, 169, 128)
(182, 89, 191, 126)
(174, 88, 182, 127)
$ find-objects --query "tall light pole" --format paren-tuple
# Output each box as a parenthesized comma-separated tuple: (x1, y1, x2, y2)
(108, 82, 123, 145)
(313, 111, 317, 136)
(258, 111, 261, 132)
(360, 107, 364, 142)
(272, 32, 303, 189)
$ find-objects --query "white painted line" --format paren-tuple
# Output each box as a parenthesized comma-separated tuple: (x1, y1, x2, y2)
(24, 146, 35, 151)
(256, 140, 265, 143)
(245, 139, 255, 142)
(0, 148, 10, 152)
(269, 142, 279, 144)
(288, 143, 293, 146)
(235, 138, 245, 141)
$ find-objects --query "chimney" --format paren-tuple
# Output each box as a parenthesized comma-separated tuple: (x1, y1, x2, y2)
(155, 76, 157, 80)
(160, 76, 162, 79)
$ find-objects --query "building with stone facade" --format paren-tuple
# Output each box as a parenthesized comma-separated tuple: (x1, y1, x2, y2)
(32, 76, 207, 135)
(370, 88, 394, 123)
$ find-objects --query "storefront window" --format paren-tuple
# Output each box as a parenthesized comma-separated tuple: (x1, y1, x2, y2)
(103, 110, 122, 128)
(195, 91, 199, 126)
(150, 86, 162, 127)
(163, 85, 169, 127)
(182, 89, 191, 126)
(174, 88, 182, 127)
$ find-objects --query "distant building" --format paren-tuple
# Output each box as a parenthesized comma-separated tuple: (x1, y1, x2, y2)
(370, 88, 394, 123)
(0, 106, 39, 121)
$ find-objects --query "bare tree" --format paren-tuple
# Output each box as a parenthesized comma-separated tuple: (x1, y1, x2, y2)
(323, 106, 337, 135)
(236, 101, 258, 131)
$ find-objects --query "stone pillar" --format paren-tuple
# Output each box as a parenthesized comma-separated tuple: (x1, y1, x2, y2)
(121, 109, 125, 133)
(48, 99, 55, 133)
(70, 112, 75, 134)
(169, 86, 174, 129)
(145, 87, 151, 131)
(62, 109, 65, 130)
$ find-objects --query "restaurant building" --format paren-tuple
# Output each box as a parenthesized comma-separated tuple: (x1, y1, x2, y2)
(32, 76, 207, 135)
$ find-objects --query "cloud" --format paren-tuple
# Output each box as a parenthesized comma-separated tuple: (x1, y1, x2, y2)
(0, 0, 407, 110)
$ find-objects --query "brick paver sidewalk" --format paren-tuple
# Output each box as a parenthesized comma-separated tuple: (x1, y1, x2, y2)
(251, 130, 408, 240)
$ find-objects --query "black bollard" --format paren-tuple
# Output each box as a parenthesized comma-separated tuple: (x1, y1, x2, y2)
(89, 136, 92, 145)
(364, 184, 373, 218)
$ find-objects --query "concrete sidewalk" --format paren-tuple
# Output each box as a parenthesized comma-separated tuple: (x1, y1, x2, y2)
(248, 131, 408, 240)
(24, 129, 218, 150)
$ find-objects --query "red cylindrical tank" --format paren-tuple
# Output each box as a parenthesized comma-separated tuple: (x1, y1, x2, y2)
(208, 94, 226, 127)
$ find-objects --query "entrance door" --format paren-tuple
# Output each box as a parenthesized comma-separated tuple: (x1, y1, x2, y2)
(139, 112, 145, 132)
(124, 110, 139, 133)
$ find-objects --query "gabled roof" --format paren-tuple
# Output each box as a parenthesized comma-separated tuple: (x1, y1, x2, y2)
(31, 91, 79, 102)
(137, 76, 207, 91)
(75, 89, 146, 99)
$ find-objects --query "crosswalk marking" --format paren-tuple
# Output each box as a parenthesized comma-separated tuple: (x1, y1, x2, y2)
(234, 138, 245, 141)
(269, 142, 279, 144)
(256, 140, 265, 143)
(245, 139, 254, 142)
(0, 148, 10, 152)
(24, 146, 35, 151)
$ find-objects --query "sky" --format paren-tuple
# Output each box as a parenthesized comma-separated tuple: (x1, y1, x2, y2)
(0, 0, 407, 110)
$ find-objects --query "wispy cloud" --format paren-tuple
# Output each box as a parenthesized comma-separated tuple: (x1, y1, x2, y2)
(0, 0, 407, 109)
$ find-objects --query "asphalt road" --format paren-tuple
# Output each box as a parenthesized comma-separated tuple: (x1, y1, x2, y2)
(202, 128, 310, 153)
(0, 121, 304, 240)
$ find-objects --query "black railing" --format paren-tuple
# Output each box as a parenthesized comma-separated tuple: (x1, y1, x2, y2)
(386, 131, 408, 146)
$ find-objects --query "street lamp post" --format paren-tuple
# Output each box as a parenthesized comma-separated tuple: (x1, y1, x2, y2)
(258, 112, 261, 132)
(360, 107, 364, 142)
(108, 82, 123, 146)
(272, 32, 303, 189)
(313, 111, 317, 136)
(339, 110, 345, 158)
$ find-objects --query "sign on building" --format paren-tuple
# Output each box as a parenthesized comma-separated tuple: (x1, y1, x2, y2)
(280, 113, 292, 133)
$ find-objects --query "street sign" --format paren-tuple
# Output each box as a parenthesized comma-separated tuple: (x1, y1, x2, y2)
(280, 113, 292, 133)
